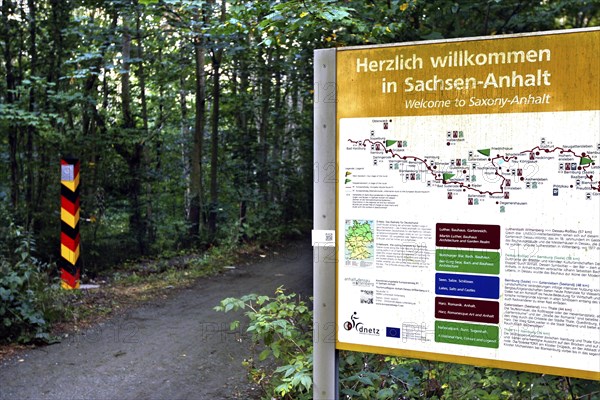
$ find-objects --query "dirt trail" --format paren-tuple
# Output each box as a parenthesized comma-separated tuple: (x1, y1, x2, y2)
(0, 241, 313, 400)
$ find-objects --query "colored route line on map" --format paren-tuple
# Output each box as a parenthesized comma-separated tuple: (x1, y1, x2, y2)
(348, 139, 600, 195)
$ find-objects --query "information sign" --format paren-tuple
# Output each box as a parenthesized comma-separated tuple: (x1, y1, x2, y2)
(336, 28, 600, 380)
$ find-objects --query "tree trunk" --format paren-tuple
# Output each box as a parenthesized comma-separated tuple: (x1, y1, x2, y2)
(121, 24, 134, 129)
(47, 0, 67, 86)
(180, 59, 191, 220)
(208, 56, 220, 240)
(119, 17, 146, 255)
(271, 56, 284, 204)
(135, 3, 155, 245)
(207, 0, 226, 241)
(25, 0, 37, 226)
(188, 30, 207, 241)
(232, 52, 251, 242)
(2, 0, 19, 211)
(257, 48, 272, 198)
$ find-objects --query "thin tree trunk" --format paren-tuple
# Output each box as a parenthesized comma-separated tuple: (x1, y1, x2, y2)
(257, 48, 272, 198)
(233, 52, 250, 242)
(47, 0, 66, 87)
(208, 0, 226, 241)
(2, 0, 19, 211)
(180, 58, 191, 220)
(25, 0, 37, 226)
(208, 58, 220, 239)
(271, 57, 284, 204)
(189, 28, 207, 240)
(121, 23, 134, 129)
(135, 3, 154, 245)
(117, 17, 146, 255)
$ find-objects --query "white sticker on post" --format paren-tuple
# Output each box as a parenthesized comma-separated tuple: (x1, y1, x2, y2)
(312, 230, 335, 247)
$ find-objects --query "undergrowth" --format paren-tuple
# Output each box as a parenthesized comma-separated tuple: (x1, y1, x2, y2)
(0, 226, 271, 346)
(0, 224, 65, 344)
(216, 288, 600, 400)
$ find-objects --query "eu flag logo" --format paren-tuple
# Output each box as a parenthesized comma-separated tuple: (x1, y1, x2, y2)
(386, 327, 401, 338)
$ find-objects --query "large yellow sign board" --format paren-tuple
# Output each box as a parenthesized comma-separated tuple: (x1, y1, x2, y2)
(337, 30, 599, 118)
(336, 29, 600, 381)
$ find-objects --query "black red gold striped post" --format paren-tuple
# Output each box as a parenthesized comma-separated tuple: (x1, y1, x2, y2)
(60, 157, 81, 290)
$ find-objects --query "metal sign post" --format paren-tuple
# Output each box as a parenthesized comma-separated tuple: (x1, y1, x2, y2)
(313, 48, 338, 399)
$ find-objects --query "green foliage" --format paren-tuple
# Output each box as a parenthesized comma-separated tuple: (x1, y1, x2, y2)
(0, 224, 61, 344)
(215, 287, 313, 399)
(218, 290, 600, 399)
(262, 0, 600, 46)
(339, 355, 600, 399)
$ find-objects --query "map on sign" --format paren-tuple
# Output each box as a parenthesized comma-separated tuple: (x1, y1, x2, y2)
(348, 136, 599, 203)
(340, 112, 600, 214)
(344, 220, 374, 266)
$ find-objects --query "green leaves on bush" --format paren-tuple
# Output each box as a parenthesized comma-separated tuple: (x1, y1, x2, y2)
(0, 224, 60, 344)
(217, 288, 600, 399)
(215, 286, 313, 399)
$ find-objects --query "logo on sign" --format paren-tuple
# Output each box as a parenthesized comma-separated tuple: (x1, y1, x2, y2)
(344, 312, 380, 336)
(386, 327, 401, 338)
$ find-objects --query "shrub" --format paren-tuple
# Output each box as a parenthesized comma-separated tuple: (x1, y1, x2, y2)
(215, 287, 313, 399)
(0, 224, 60, 344)
(217, 289, 600, 400)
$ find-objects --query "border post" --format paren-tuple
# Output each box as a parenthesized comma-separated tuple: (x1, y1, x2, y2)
(60, 156, 81, 290)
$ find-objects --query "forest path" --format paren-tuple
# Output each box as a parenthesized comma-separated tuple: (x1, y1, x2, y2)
(0, 241, 313, 400)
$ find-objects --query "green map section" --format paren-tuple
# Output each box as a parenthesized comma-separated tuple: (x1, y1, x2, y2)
(436, 249, 500, 275)
(435, 321, 499, 349)
(345, 220, 374, 260)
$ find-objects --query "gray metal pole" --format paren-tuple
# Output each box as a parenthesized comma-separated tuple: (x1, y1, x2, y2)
(313, 48, 337, 400)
